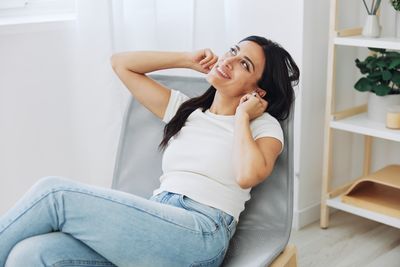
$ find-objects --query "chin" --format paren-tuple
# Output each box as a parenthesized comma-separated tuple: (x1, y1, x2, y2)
(205, 73, 218, 89)
(206, 70, 225, 90)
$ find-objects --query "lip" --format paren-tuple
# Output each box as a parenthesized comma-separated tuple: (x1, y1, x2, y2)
(215, 65, 231, 79)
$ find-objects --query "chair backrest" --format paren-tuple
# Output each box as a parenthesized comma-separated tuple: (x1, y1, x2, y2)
(112, 75, 294, 267)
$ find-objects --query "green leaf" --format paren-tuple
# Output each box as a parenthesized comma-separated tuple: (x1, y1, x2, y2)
(368, 72, 381, 78)
(373, 84, 391, 96)
(385, 51, 400, 58)
(354, 77, 373, 92)
(389, 58, 400, 69)
(382, 70, 392, 81)
(392, 71, 400, 83)
(375, 60, 387, 68)
(355, 58, 370, 74)
(366, 58, 378, 69)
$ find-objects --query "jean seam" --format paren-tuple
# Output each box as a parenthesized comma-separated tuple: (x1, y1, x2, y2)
(1, 187, 206, 236)
(50, 259, 115, 267)
(59, 188, 207, 235)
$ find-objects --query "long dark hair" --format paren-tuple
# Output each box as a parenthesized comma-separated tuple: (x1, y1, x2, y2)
(158, 35, 300, 152)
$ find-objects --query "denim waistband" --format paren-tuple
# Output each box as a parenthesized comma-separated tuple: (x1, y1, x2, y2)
(150, 191, 237, 239)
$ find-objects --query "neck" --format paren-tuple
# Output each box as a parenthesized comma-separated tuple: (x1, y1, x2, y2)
(209, 91, 240, 116)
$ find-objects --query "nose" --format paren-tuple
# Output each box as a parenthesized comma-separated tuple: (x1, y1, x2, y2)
(221, 56, 237, 70)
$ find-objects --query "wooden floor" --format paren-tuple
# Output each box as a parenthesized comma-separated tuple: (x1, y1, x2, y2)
(288, 211, 400, 267)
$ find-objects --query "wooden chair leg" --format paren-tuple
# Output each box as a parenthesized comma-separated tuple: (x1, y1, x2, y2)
(269, 244, 298, 267)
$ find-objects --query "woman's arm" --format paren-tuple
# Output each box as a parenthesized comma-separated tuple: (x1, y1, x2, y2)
(233, 115, 282, 190)
(111, 49, 217, 74)
(233, 112, 269, 189)
(111, 51, 191, 73)
(232, 92, 281, 189)
(110, 49, 217, 120)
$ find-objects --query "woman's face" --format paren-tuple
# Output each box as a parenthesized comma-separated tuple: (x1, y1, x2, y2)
(206, 40, 266, 97)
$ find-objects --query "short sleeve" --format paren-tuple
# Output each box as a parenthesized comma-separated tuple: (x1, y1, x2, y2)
(162, 89, 190, 123)
(250, 114, 284, 154)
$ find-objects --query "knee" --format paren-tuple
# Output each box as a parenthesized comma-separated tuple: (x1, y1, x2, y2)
(32, 176, 73, 193)
(5, 237, 45, 267)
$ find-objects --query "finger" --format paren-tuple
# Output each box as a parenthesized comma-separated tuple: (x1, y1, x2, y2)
(202, 67, 211, 74)
(260, 99, 268, 109)
(198, 66, 209, 74)
(203, 55, 218, 69)
(239, 95, 248, 104)
(251, 92, 261, 102)
(252, 92, 265, 104)
(199, 49, 213, 65)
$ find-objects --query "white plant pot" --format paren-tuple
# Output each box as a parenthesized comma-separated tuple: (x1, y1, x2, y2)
(362, 15, 381, 38)
(396, 12, 400, 38)
(368, 92, 400, 123)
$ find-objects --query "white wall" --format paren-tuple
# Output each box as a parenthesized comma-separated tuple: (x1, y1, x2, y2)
(0, 0, 127, 215)
(292, 0, 330, 228)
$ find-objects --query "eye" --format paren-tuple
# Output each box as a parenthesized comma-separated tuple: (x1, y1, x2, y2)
(229, 47, 237, 55)
(241, 60, 250, 71)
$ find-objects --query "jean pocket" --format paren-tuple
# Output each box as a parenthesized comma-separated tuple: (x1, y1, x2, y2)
(219, 212, 237, 239)
(178, 195, 221, 234)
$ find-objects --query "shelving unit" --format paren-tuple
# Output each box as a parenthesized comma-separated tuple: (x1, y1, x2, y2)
(334, 35, 400, 50)
(331, 110, 400, 142)
(320, 0, 400, 229)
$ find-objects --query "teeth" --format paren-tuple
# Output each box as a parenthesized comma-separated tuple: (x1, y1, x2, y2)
(217, 66, 229, 79)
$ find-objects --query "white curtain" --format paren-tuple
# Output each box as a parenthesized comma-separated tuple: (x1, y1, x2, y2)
(0, 0, 125, 215)
(109, 0, 245, 77)
(109, 0, 303, 76)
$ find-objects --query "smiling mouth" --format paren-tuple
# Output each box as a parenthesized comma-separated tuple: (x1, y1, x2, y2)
(216, 66, 231, 79)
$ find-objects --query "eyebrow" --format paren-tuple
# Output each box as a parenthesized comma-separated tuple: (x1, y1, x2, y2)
(235, 45, 255, 72)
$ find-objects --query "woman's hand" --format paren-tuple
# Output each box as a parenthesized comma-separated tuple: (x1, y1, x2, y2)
(236, 90, 269, 121)
(187, 48, 218, 74)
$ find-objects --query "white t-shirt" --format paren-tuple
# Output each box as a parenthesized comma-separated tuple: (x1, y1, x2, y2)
(153, 89, 284, 222)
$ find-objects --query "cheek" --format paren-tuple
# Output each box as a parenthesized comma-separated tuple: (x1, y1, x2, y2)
(236, 75, 256, 91)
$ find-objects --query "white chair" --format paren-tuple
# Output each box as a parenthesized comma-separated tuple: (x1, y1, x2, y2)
(112, 75, 298, 267)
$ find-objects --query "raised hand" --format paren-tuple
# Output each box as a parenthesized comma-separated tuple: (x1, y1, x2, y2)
(236, 89, 268, 121)
(188, 48, 218, 74)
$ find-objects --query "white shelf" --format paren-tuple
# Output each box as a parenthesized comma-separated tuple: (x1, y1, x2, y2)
(326, 195, 400, 229)
(330, 112, 400, 142)
(0, 13, 77, 26)
(334, 35, 400, 50)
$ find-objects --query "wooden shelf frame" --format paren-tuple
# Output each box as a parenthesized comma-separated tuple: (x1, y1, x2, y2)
(320, 0, 400, 230)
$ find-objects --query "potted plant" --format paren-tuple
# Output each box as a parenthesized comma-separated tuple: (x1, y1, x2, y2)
(361, 0, 382, 37)
(391, 0, 400, 11)
(354, 47, 400, 122)
(391, 0, 400, 37)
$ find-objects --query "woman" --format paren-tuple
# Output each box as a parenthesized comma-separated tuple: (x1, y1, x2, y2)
(0, 35, 299, 267)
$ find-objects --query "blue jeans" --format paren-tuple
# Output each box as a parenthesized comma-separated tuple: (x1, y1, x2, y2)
(0, 176, 237, 267)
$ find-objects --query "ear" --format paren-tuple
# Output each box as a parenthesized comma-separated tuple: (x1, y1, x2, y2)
(255, 88, 267, 98)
